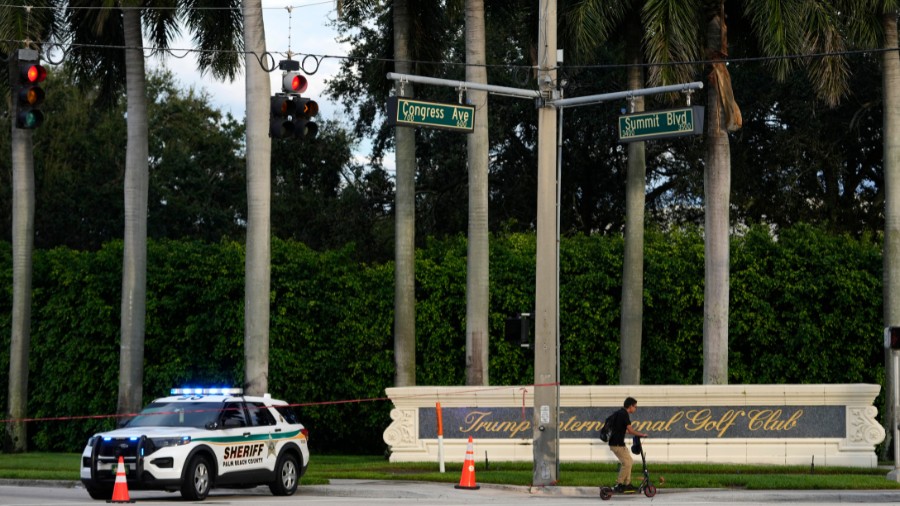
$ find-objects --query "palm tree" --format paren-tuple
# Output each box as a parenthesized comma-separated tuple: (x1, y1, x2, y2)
(63, 0, 243, 410)
(701, 0, 733, 385)
(1, 0, 59, 452)
(464, 0, 489, 386)
(242, 0, 270, 396)
(619, 14, 647, 385)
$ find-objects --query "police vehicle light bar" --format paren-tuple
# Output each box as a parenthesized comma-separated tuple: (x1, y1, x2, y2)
(170, 387, 244, 395)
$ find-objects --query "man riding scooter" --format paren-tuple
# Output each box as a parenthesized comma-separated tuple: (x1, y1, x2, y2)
(607, 396, 649, 493)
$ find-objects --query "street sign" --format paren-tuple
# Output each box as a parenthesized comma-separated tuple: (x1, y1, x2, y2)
(387, 97, 475, 133)
(618, 106, 705, 143)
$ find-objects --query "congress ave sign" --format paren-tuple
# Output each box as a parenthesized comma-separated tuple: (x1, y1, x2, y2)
(387, 97, 475, 133)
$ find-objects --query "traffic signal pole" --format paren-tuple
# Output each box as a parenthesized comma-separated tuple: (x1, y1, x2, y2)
(533, 0, 560, 486)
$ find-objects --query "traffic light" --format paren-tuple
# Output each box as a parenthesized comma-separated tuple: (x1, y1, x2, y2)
(15, 57, 47, 129)
(282, 72, 308, 94)
(270, 63, 318, 141)
(887, 327, 900, 349)
(291, 96, 318, 139)
(269, 94, 295, 139)
(505, 312, 533, 349)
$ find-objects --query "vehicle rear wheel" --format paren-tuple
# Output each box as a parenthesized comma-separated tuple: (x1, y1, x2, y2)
(84, 483, 113, 500)
(269, 453, 299, 496)
(181, 455, 212, 501)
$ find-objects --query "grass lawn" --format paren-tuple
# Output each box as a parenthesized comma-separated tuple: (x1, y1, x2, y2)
(2, 453, 899, 490)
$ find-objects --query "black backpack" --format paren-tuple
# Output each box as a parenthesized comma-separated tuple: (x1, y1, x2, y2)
(599, 411, 616, 443)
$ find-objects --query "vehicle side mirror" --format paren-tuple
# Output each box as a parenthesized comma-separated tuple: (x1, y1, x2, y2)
(205, 421, 220, 430)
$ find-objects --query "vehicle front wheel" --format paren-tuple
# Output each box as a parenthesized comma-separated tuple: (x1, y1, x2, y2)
(644, 484, 658, 497)
(181, 455, 212, 501)
(599, 486, 612, 500)
(84, 482, 113, 500)
(269, 453, 299, 496)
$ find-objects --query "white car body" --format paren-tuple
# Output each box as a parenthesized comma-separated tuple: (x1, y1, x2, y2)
(79, 388, 309, 501)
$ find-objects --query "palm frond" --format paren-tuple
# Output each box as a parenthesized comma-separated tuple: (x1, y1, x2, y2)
(142, 0, 181, 53)
(742, 0, 801, 80)
(643, 0, 702, 86)
(0, 0, 63, 55)
(63, 0, 127, 105)
(798, 0, 849, 107)
(563, 0, 633, 62)
(179, 0, 243, 80)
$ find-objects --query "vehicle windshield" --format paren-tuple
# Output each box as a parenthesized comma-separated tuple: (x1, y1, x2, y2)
(124, 402, 222, 428)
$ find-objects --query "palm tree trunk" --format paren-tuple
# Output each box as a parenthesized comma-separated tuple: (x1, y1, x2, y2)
(6, 57, 35, 452)
(619, 11, 646, 385)
(465, 0, 489, 386)
(393, 0, 417, 387)
(881, 7, 900, 459)
(703, 3, 730, 385)
(118, 7, 149, 415)
(243, 0, 272, 396)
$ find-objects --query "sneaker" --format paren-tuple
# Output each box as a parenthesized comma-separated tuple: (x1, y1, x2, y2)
(623, 484, 637, 494)
(612, 484, 625, 493)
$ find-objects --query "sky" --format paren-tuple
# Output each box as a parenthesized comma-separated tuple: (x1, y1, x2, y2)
(149, 0, 372, 162)
(154, 0, 345, 119)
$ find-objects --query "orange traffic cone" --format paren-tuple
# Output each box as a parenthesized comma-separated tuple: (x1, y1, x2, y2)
(455, 436, 480, 490)
(108, 455, 135, 503)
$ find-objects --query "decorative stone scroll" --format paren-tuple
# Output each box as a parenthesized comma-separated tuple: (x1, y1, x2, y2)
(383, 384, 885, 467)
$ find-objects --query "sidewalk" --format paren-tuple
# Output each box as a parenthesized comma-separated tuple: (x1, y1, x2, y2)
(7, 478, 900, 503)
(301, 479, 900, 503)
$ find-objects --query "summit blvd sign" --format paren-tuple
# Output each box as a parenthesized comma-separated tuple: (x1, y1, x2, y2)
(618, 106, 705, 142)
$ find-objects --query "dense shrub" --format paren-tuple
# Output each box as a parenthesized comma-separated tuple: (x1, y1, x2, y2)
(0, 225, 886, 453)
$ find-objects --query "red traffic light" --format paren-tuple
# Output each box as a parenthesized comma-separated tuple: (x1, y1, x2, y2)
(282, 72, 308, 94)
(16, 61, 47, 129)
(21, 63, 47, 84)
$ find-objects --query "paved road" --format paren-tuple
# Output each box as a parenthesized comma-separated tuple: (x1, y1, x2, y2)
(1, 479, 899, 505)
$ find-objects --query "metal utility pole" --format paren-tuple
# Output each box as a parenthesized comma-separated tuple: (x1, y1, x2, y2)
(532, 0, 559, 487)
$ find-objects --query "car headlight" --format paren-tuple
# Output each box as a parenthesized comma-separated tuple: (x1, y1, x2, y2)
(149, 436, 192, 449)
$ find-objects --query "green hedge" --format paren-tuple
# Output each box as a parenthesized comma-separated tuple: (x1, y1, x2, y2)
(0, 224, 886, 454)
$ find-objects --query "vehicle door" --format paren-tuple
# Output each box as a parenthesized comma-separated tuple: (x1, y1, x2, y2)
(245, 401, 279, 471)
(215, 401, 271, 477)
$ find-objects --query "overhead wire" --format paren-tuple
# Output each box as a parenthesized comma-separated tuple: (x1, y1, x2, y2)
(0, 2, 897, 77)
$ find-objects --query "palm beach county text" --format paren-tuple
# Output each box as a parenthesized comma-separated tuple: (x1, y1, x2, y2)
(418, 406, 845, 439)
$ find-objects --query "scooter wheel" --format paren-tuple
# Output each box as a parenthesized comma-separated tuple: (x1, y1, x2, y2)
(644, 484, 657, 497)
(600, 486, 613, 500)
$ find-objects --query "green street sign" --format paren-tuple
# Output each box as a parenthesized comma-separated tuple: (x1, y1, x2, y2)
(618, 106, 705, 142)
(387, 97, 475, 133)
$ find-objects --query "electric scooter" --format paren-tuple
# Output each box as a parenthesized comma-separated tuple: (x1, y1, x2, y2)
(600, 437, 658, 500)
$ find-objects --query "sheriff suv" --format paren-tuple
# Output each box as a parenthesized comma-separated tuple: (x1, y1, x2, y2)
(80, 388, 310, 501)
